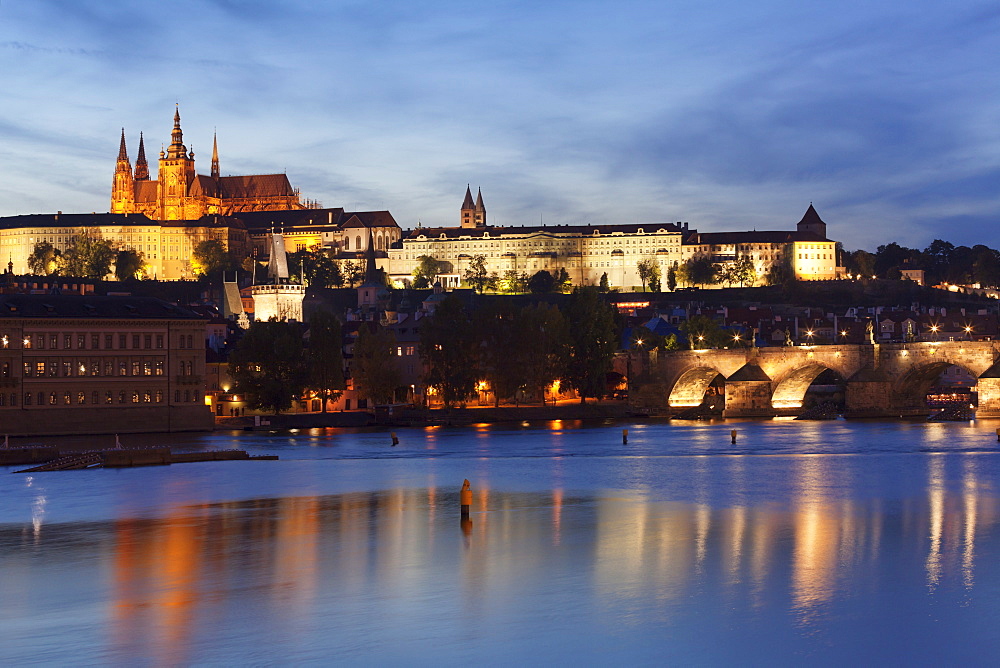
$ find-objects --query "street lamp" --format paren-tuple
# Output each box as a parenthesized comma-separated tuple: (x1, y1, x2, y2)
(840, 329, 848, 340)
(964, 325, 973, 341)
(929, 324, 940, 341)
(697, 334, 706, 350)
(805, 329, 815, 345)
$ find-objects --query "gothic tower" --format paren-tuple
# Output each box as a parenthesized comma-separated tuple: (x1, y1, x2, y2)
(474, 187, 486, 227)
(461, 185, 476, 228)
(134, 132, 149, 181)
(211, 132, 220, 179)
(157, 106, 197, 220)
(110, 129, 134, 214)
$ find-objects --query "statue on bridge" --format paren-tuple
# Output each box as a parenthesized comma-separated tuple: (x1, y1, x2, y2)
(784, 328, 793, 347)
(906, 320, 915, 343)
(866, 320, 875, 345)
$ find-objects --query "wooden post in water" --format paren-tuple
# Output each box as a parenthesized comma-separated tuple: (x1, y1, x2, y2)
(622, 428, 628, 444)
(460, 479, 472, 520)
(731, 429, 737, 444)
(391, 432, 399, 446)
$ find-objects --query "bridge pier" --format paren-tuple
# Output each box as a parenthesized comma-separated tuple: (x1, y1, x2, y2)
(844, 367, 895, 418)
(975, 375, 1000, 418)
(723, 363, 775, 418)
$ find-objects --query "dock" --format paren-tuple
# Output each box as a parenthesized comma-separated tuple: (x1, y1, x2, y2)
(3, 447, 277, 472)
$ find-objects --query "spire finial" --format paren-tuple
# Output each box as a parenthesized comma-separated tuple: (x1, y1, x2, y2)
(211, 131, 220, 179)
(134, 131, 149, 180)
(117, 128, 128, 162)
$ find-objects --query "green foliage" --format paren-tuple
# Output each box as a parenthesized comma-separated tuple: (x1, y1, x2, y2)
(501, 269, 529, 293)
(527, 270, 555, 293)
(463, 254, 490, 293)
(306, 310, 345, 411)
(598, 272, 610, 292)
(554, 267, 572, 293)
(341, 260, 364, 287)
(563, 287, 617, 403)
(679, 315, 730, 349)
(191, 239, 234, 279)
(666, 265, 677, 292)
(352, 323, 400, 405)
(228, 321, 308, 414)
(718, 255, 756, 287)
(62, 232, 115, 279)
(27, 241, 60, 275)
(413, 255, 448, 289)
(290, 246, 343, 288)
(114, 249, 146, 281)
(420, 295, 479, 406)
(685, 256, 717, 288)
(636, 258, 660, 292)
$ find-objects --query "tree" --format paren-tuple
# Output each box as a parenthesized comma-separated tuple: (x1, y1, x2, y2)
(519, 303, 570, 402)
(679, 315, 730, 349)
(474, 301, 522, 406)
(598, 272, 610, 292)
(352, 323, 400, 405)
(341, 260, 364, 287)
(554, 267, 572, 293)
(413, 255, 446, 289)
(563, 287, 617, 403)
(420, 295, 479, 407)
(666, 265, 677, 292)
(528, 270, 555, 293)
(306, 310, 345, 412)
(463, 254, 490, 293)
(636, 258, 659, 292)
(291, 246, 342, 288)
(114, 249, 146, 281)
(685, 256, 717, 288)
(27, 241, 60, 275)
(228, 320, 309, 414)
(191, 239, 233, 279)
(501, 269, 528, 294)
(62, 232, 115, 279)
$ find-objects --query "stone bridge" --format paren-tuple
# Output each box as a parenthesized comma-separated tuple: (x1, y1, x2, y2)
(632, 341, 1000, 418)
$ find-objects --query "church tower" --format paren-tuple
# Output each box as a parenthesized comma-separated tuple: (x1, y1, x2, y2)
(796, 203, 827, 238)
(461, 185, 476, 228)
(134, 132, 150, 181)
(474, 187, 486, 227)
(211, 132, 220, 179)
(157, 106, 197, 220)
(110, 129, 134, 214)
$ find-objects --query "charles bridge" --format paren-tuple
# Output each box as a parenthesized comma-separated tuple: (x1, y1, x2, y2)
(629, 341, 1000, 418)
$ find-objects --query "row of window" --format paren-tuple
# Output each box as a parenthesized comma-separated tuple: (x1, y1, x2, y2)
(6, 332, 198, 350)
(19, 359, 170, 378)
(0, 388, 201, 407)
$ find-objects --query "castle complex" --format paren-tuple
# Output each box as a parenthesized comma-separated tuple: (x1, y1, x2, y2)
(111, 107, 305, 219)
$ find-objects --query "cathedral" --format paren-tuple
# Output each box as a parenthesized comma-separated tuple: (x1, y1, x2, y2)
(111, 107, 307, 220)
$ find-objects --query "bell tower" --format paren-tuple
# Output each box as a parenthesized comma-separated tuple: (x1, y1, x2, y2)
(461, 185, 475, 228)
(110, 129, 134, 214)
(157, 106, 197, 220)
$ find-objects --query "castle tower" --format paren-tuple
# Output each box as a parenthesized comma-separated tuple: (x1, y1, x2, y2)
(157, 106, 197, 220)
(211, 132, 220, 179)
(796, 203, 827, 238)
(461, 185, 476, 228)
(474, 187, 486, 227)
(134, 132, 149, 181)
(110, 129, 134, 214)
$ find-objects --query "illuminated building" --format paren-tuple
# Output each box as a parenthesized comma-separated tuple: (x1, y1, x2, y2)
(0, 294, 213, 435)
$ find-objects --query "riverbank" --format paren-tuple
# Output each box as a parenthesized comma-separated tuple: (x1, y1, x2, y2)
(216, 400, 635, 430)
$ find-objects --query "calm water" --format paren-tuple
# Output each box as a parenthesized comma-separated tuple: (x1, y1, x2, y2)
(3, 419, 1000, 665)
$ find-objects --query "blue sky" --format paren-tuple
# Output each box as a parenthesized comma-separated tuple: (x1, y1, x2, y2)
(1, 0, 998, 251)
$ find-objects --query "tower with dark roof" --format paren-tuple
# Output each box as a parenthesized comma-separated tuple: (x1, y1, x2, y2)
(474, 187, 486, 227)
(111, 129, 134, 214)
(796, 204, 827, 238)
(156, 106, 197, 220)
(461, 185, 476, 228)
(211, 132, 220, 179)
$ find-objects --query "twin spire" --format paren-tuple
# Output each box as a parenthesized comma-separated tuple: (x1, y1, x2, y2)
(117, 107, 219, 182)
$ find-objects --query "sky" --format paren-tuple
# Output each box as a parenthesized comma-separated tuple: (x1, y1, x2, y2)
(0, 0, 998, 251)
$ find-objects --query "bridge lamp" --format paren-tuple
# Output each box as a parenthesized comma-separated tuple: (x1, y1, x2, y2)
(964, 325, 973, 339)
(840, 330, 848, 339)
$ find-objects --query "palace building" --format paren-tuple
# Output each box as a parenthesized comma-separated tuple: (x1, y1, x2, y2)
(387, 190, 839, 289)
(111, 107, 307, 220)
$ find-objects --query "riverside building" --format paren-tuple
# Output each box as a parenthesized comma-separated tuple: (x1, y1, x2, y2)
(0, 294, 213, 435)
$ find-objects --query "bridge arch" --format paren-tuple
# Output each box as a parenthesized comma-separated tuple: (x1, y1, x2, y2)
(668, 365, 726, 408)
(892, 360, 979, 412)
(770, 363, 844, 410)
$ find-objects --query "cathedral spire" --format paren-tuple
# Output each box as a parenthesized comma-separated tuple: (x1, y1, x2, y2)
(134, 132, 149, 180)
(166, 105, 187, 159)
(117, 128, 129, 164)
(211, 131, 220, 179)
(474, 187, 486, 227)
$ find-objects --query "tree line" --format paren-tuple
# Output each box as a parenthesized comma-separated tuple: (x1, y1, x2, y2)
(227, 287, 620, 413)
(841, 239, 1000, 287)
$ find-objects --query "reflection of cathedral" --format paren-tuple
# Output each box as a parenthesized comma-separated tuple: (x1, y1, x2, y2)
(111, 107, 306, 220)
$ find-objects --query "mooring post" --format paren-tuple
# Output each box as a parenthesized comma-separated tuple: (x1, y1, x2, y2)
(995, 427, 999, 442)
(460, 479, 472, 520)
(731, 429, 737, 444)
(623, 428, 628, 445)
(391, 432, 399, 446)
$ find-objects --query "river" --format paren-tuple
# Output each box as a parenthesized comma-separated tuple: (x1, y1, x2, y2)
(2, 419, 1000, 665)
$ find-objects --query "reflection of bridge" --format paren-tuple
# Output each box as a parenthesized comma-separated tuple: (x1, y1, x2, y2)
(635, 342, 1000, 418)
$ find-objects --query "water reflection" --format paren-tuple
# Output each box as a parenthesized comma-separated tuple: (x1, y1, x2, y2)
(2, 457, 1000, 664)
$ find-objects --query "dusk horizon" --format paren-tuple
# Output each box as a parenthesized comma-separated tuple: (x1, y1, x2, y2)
(2, 1, 998, 252)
